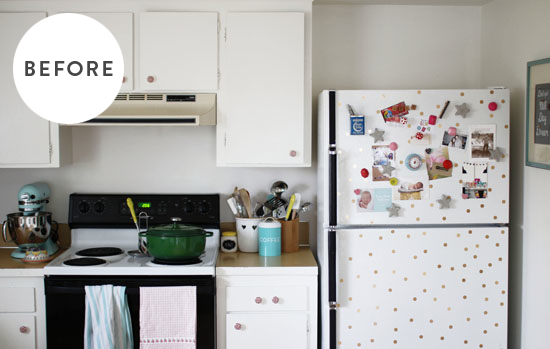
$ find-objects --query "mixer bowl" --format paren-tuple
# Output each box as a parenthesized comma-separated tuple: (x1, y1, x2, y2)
(2, 212, 58, 246)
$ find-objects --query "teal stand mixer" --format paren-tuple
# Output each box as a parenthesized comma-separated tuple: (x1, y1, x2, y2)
(2, 182, 59, 259)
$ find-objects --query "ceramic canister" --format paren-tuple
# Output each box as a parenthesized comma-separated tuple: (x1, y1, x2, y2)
(235, 217, 262, 252)
(258, 218, 281, 257)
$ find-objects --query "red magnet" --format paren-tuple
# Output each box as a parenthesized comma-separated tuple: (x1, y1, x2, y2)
(448, 127, 457, 136)
(488, 102, 498, 111)
(443, 160, 453, 169)
(361, 168, 369, 178)
(389, 142, 398, 151)
(428, 115, 437, 125)
(415, 132, 424, 140)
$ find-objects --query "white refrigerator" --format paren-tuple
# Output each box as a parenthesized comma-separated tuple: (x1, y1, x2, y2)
(317, 90, 509, 349)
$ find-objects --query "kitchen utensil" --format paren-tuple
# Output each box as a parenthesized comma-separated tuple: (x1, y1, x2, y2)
(139, 217, 213, 260)
(263, 195, 286, 212)
(285, 194, 296, 221)
(291, 193, 302, 220)
(226, 197, 239, 217)
(298, 202, 311, 215)
(239, 188, 253, 218)
(138, 211, 150, 256)
(126, 198, 139, 231)
(270, 181, 288, 198)
(231, 188, 247, 218)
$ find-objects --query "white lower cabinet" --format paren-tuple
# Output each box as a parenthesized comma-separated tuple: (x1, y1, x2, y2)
(0, 277, 46, 349)
(226, 312, 308, 349)
(217, 275, 317, 349)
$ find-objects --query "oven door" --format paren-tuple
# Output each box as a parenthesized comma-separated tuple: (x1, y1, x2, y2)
(45, 275, 215, 349)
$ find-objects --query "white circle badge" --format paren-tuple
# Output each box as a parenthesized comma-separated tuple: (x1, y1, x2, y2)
(13, 13, 123, 124)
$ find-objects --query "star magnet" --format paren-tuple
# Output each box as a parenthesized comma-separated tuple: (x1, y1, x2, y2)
(369, 128, 385, 143)
(387, 203, 401, 217)
(381, 162, 396, 176)
(455, 103, 470, 118)
(436, 195, 452, 209)
(489, 147, 505, 161)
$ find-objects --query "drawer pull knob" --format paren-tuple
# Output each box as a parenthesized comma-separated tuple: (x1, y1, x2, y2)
(147, 75, 155, 83)
(122, 76, 127, 83)
(254, 297, 262, 304)
(272, 296, 280, 304)
(234, 323, 242, 330)
(19, 326, 29, 334)
(290, 150, 297, 157)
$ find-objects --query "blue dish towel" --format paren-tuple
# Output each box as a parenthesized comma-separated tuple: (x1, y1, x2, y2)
(84, 285, 133, 349)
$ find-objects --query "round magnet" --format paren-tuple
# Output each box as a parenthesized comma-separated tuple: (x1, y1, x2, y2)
(405, 153, 423, 170)
(390, 177, 399, 186)
(443, 160, 453, 169)
(415, 132, 424, 140)
(389, 142, 398, 151)
(448, 127, 457, 136)
(354, 189, 361, 195)
(488, 102, 498, 111)
(360, 168, 369, 178)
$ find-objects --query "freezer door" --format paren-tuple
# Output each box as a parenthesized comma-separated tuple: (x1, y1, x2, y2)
(332, 89, 509, 225)
(331, 227, 508, 349)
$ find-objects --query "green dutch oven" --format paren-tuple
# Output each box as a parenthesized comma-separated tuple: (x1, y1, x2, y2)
(139, 217, 213, 260)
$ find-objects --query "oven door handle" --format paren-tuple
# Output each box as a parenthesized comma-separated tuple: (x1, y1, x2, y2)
(46, 286, 141, 295)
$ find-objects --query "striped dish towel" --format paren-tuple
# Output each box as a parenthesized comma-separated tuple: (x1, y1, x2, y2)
(139, 286, 196, 349)
(84, 285, 134, 349)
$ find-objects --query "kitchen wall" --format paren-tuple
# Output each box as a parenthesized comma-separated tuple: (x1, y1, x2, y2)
(0, 3, 483, 251)
(481, 1, 550, 348)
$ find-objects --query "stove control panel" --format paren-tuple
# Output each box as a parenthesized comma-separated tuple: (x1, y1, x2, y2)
(69, 194, 220, 228)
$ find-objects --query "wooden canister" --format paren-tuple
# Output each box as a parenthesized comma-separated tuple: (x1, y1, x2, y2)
(278, 219, 300, 253)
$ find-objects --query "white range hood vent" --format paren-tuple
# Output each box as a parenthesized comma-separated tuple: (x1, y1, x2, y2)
(76, 93, 216, 126)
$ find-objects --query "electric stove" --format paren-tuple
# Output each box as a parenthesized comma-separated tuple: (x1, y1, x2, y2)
(43, 193, 219, 349)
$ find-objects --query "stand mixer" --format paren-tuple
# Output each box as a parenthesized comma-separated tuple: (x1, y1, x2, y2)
(2, 182, 59, 259)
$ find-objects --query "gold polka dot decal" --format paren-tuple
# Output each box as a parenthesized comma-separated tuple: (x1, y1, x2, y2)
(417, 90, 422, 94)
(490, 90, 494, 94)
(460, 92, 465, 96)
(480, 100, 484, 104)
(504, 124, 509, 129)
(420, 112, 424, 116)
(436, 104, 441, 109)
(501, 99, 506, 103)
(338, 102, 342, 107)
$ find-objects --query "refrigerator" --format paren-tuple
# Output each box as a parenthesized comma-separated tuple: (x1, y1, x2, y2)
(317, 90, 509, 349)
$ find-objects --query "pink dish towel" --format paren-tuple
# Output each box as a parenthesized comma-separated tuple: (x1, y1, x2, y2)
(139, 286, 197, 349)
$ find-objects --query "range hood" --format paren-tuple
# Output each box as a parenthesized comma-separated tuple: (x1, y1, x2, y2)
(76, 93, 216, 126)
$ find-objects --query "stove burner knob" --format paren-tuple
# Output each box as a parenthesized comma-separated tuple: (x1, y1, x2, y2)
(78, 201, 90, 213)
(198, 202, 210, 215)
(183, 202, 195, 214)
(94, 202, 105, 213)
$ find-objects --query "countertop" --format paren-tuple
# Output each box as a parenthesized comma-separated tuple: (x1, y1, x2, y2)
(216, 247, 318, 276)
(0, 248, 64, 277)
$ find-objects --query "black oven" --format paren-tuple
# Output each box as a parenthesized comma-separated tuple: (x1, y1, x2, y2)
(45, 275, 215, 349)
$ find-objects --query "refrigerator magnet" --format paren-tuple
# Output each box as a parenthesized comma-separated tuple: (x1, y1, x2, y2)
(369, 128, 385, 142)
(436, 194, 452, 209)
(386, 203, 401, 217)
(455, 103, 471, 118)
(350, 116, 365, 135)
(405, 153, 423, 170)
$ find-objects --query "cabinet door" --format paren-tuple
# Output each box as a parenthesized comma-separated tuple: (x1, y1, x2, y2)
(219, 12, 305, 166)
(0, 12, 58, 168)
(139, 12, 218, 91)
(79, 13, 133, 91)
(0, 314, 36, 349)
(226, 313, 308, 349)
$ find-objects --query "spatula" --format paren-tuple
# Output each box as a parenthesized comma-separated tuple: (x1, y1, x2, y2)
(239, 188, 253, 218)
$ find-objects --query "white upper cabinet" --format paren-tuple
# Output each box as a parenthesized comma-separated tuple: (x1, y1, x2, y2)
(218, 12, 310, 167)
(139, 12, 218, 91)
(0, 12, 59, 168)
(78, 13, 133, 91)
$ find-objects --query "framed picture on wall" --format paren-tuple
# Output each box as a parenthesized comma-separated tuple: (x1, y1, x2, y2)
(526, 58, 550, 169)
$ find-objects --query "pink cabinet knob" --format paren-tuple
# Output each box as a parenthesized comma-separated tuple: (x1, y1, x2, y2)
(255, 297, 262, 304)
(147, 76, 155, 83)
(19, 326, 29, 334)
(289, 150, 297, 157)
(272, 296, 280, 304)
(234, 323, 242, 330)
(122, 76, 127, 83)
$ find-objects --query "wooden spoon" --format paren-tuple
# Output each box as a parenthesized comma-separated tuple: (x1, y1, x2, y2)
(239, 188, 252, 218)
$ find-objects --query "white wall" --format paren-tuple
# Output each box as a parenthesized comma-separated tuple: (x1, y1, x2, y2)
(481, 1, 550, 348)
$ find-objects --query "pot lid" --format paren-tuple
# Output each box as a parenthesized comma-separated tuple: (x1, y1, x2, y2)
(146, 217, 205, 237)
